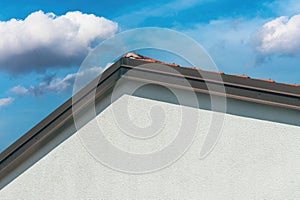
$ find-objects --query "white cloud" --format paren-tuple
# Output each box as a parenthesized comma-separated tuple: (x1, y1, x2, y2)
(10, 85, 29, 95)
(0, 97, 14, 108)
(255, 14, 300, 56)
(0, 11, 118, 74)
(10, 67, 103, 96)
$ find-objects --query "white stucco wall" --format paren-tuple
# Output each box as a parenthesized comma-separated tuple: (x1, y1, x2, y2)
(1, 93, 300, 199)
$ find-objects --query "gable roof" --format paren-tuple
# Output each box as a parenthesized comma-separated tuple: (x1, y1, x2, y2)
(0, 52, 299, 188)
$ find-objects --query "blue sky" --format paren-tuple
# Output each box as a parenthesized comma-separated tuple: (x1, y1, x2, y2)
(0, 0, 300, 152)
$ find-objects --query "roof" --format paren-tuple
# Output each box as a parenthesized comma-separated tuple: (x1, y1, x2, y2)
(0, 52, 299, 188)
(124, 52, 300, 88)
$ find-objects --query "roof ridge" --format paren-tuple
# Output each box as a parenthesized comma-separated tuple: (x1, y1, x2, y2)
(124, 52, 180, 67)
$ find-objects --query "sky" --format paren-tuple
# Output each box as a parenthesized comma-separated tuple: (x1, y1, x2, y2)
(0, 0, 300, 152)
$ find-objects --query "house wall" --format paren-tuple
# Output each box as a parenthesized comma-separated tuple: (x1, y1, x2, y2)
(1, 81, 300, 199)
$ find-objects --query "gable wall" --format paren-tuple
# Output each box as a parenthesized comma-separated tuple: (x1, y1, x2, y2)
(1, 81, 300, 199)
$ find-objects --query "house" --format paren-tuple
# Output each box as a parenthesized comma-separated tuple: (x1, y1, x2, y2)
(1, 52, 300, 199)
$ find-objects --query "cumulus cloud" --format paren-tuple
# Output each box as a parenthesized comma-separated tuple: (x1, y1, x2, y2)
(255, 14, 300, 57)
(0, 11, 118, 74)
(10, 67, 103, 96)
(0, 97, 14, 108)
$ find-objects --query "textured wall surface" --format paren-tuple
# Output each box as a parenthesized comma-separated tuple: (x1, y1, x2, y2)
(1, 94, 300, 200)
